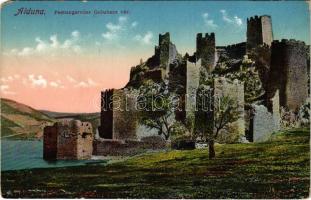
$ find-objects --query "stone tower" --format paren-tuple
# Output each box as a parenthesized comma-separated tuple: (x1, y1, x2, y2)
(246, 15, 273, 53)
(98, 89, 138, 140)
(154, 32, 178, 76)
(268, 39, 308, 111)
(43, 120, 93, 160)
(196, 33, 216, 72)
(98, 89, 114, 139)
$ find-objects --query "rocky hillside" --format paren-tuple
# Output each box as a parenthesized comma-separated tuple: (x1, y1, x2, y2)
(1, 98, 55, 139)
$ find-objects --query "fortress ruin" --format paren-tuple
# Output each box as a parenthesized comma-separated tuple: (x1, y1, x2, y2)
(97, 14, 309, 148)
(43, 120, 93, 160)
(43, 14, 309, 157)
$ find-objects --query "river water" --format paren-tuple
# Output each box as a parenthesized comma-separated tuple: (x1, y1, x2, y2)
(1, 139, 106, 171)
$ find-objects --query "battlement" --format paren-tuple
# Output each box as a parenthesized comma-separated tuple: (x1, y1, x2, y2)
(247, 15, 271, 23)
(272, 39, 306, 48)
(102, 88, 114, 95)
(196, 32, 216, 72)
(223, 42, 246, 59)
(225, 42, 246, 50)
(197, 32, 215, 42)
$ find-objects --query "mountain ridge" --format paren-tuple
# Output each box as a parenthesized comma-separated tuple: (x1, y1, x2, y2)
(1, 98, 100, 139)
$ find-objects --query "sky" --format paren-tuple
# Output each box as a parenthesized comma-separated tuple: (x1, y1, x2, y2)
(0, 1, 309, 112)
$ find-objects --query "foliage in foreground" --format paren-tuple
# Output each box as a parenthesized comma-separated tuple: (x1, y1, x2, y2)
(1, 128, 309, 198)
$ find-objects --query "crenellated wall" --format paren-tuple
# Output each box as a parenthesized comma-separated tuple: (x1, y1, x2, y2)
(224, 42, 246, 59)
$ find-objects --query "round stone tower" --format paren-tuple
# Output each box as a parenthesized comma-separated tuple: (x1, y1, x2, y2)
(268, 39, 308, 111)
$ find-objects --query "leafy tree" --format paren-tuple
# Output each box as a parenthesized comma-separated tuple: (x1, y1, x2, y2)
(195, 85, 214, 141)
(211, 95, 242, 158)
(137, 82, 174, 140)
(196, 90, 242, 159)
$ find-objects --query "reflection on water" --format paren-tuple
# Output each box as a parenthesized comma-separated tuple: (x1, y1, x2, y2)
(1, 139, 106, 171)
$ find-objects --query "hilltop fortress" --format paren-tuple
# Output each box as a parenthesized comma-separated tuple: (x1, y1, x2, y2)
(44, 15, 309, 158)
(98, 15, 309, 145)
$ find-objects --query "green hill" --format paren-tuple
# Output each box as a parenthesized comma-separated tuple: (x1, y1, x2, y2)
(1, 98, 100, 139)
(1, 98, 55, 139)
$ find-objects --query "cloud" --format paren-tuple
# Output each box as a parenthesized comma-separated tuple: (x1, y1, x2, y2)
(66, 75, 77, 83)
(0, 85, 16, 95)
(220, 10, 243, 26)
(102, 16, 128, 41)
(131, 21, 138, 28)
(6, 31, 82, 56)
(66, 75, 98, 88)
(28, 74, 48, 88)
(49, 80, 65, 89)
(134, 31, 153, 45)
(74, 78, 98, 88)
(1, 75, 20, 83)
(202, 13, 218, 29)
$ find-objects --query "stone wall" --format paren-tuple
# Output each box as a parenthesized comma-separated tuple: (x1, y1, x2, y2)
(43, 126, 58, 160)
(250, 89, 280, 142)
(213, 78, 245, 143)
(56, 120, 78, 160)
(142, 69, 166, 82)
(250, 104, 280, 142)
(224, 42, 246, 59)
(76, 121, 94, 159)
(98, 89, 113, 138)
(185, 60, 200, 119)
(112, 89, 138, 140)
(98, 89, 139, 140)
(196, 33, 216, 72)
(269, 39, 308, 111)
(93, 136, 167, 156)
(167, 59, 200, 122)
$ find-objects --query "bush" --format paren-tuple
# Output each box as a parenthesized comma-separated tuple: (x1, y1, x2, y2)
(171, 138, 195, 150)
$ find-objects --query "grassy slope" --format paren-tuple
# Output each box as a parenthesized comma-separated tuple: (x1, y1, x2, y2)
(1, 98, 55, 139)
(1, 129, 309, 198)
